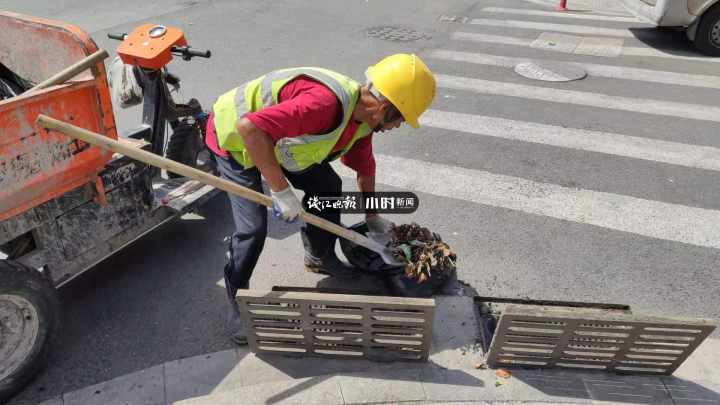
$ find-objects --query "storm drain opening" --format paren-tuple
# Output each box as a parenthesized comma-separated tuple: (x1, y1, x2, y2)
(365, 26, 430, 42)
(514, 61, 587, 82)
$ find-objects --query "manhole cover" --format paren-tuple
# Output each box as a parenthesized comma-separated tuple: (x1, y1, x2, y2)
(438, 15, 468, 24)
(366, 26, 430, 42)
(514, 62, 587, 82)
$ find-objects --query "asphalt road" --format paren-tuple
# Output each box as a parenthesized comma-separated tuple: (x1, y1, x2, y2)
(2, 0, 719, 403)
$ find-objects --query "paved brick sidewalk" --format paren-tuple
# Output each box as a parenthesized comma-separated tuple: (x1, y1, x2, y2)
(38, 297, 720, 405)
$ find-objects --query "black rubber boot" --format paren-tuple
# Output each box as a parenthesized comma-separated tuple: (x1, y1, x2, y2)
(301, 230, 359, 279)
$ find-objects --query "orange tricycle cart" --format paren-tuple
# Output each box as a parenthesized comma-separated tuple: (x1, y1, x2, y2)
(0, 12, 216, 400)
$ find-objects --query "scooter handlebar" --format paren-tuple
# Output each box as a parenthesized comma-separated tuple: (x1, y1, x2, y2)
(106, 34, 211, 60)
(172, 46, 212, 60)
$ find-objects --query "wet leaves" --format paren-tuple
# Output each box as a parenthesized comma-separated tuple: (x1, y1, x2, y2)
(494, 369, 512, 388)
(474, 362, 488, 370)
(495, 369, 512, 379)
(389, 223, 457, 284)
(398, 244, 413, 262)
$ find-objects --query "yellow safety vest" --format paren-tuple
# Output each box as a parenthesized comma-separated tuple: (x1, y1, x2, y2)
(212, 67, 371, 172)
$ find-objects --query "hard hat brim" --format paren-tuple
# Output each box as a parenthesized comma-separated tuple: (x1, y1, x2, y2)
(407, 116, 419, 129)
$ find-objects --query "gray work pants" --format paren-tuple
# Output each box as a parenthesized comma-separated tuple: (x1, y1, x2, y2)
(215, 155, 343, 289)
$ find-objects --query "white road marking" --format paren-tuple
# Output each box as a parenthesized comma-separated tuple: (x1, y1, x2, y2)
(469, 18, 634, 37)
(334, 155, 720, 250)
(421, 109, 720, 172)
(481, 7, 643, 23)
(573, 36, 625, 57)
(428, 49, 720, 89)
(518, 0, 557, 9)
(620, 46, 720, 62)
(452, 32, 720, 63)
(436, 74, 720, 123)
(528, 32, 626, 57)
(453, 32, 533, 47)
(531, 32, 588, 53)
(517, 0, 633, 16)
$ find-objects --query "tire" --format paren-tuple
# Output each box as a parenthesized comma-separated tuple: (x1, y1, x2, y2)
(164, 120, 203, 178)
(694, 4, 720, 56)
(0, 261, 61, 402)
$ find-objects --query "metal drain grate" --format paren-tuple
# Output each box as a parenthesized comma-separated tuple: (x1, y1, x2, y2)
(237, 290, 435, 361)
(487, 304, 716, 375)
(366, 26, 430, 42)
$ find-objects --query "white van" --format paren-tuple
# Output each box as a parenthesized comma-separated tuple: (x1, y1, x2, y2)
(618, 0, 720, 55)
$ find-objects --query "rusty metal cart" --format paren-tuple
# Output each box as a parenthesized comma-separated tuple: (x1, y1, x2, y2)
(0, 12, 217, 400)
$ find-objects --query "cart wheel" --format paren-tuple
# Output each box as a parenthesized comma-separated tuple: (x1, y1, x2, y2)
(0, 260, 60, 402)
(695, 4, 720, 56)
(165, 120, 204, 178)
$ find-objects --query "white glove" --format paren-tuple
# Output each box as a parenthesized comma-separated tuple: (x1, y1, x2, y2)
(271, 187, 302, 222)
(366, 215, 394, 234)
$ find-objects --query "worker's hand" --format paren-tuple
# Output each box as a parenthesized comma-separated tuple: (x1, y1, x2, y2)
(366, 214, 394, 234)
(271, 187, 302, 222)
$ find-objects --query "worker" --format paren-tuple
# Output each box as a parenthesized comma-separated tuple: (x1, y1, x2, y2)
(206, 54, 436, 344)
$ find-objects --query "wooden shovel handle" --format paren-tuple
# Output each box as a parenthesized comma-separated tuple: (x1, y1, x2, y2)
(28, 49, 109, 93)
(35, 114, 380, 251)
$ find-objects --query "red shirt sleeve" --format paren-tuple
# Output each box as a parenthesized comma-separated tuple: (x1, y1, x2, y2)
(238, 76, 375, 175)
(243, 77, 340, 143)
(341, 134, 376, 177)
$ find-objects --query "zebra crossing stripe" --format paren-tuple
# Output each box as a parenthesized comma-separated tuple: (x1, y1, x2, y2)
(481, 7, 643, 23)
(334, 154, 720, 250)
(436, 74, 720, 123)
(517, 0, 633, 16)
(451, 32, 720, 63)
(421, 109, 720, 172)
(518, 0, 558, 9)
(469, 18, 634, 37)
(620, 45, 720, 62)
(428, 49, 720, 90)
(453, 32, 533, 47)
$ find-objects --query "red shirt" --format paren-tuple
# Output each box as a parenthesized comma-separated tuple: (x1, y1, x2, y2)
(206, 76, 375, 176)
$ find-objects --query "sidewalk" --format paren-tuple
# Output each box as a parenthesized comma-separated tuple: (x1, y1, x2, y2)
(39, 296, 720, 405)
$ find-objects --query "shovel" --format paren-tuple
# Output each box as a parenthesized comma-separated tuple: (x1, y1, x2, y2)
(35, 114, 406, 267)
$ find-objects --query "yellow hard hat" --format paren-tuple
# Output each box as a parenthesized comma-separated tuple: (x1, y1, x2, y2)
(366, 53, 436, 129)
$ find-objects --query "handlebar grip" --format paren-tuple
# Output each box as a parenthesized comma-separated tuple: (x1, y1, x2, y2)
(108, 33, 127, 41)
(186, 48, 212, 58)
(171, 46, 212, 59)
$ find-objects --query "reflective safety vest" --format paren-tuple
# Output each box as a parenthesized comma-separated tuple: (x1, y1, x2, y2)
(212, 67, 371, 172)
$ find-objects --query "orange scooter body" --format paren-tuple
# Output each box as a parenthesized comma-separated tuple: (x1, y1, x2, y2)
(117, 24, 187, 69)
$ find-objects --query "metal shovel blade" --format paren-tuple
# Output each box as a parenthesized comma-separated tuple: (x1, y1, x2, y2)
(365, 231, 406, 267)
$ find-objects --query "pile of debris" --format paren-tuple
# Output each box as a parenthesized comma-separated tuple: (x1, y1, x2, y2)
(389, 223, 457, 284)
(340, 221, 458, 297)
